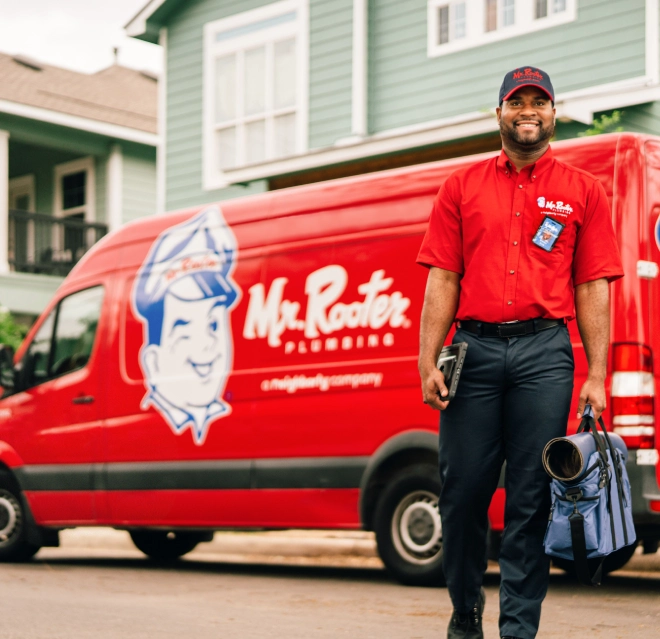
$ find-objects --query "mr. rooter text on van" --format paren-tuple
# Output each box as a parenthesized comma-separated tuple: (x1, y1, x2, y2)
(243, 265, 412, 354)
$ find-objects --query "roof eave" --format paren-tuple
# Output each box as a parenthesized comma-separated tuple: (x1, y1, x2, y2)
(125, 0, 172, 43)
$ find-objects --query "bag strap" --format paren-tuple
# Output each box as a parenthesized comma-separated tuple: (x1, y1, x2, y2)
(568, 504, 605, 586)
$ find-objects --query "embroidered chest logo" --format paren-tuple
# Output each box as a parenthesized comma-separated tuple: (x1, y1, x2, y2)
(537, 196, 573, 218)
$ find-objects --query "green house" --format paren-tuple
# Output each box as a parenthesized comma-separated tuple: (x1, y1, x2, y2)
(0, 53, 158, 319)
(126, 0, 660, 214)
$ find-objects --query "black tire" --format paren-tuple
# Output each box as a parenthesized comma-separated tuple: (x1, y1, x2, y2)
(0, 486, 40, 562)
(552, 542, 638, 577)
(129, 530, 201, 561)
(373, 464, 445, 587)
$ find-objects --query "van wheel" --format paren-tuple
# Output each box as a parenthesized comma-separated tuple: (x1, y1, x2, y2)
(374, 464, 445, 586)
(552, 542, 638, 577)
(129, 530, 201, 561)
(0, 488, 40, 562)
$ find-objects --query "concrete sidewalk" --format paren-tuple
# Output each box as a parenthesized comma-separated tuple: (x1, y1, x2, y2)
(46, 527, 660, 573)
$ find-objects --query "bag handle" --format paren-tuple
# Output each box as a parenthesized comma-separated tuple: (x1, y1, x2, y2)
(579, 404, 630, 546)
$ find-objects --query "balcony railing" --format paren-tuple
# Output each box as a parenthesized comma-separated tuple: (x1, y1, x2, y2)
(8, 210, 108, 277)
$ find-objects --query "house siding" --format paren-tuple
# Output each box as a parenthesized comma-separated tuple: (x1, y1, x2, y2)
(369, 0, 646, 133)
(122, 144, 158, 223)
(308, 0, 352, 149)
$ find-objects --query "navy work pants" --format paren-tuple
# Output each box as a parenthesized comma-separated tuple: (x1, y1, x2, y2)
(439, 325, 574, 639)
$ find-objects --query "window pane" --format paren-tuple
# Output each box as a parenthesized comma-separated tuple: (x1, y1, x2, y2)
(215, 54, 236, 123)
(502, 0, 515, 26)
(245, 120, 266, 165)
(453, 2, 466, 39)
(536, 0, 548, 18)
(217, 127, 237, 170)
(553, 0, 567, 12)
(245, 46, 266, 116)
(50, 286, 104, 378)
(274, 113, 297, 159)
(274, 39, 297, 109)
(485, 0, 497, 32)
(23, 310, 55, 387)
(62, 171, 86, 210)
(438, 6, 449, 44)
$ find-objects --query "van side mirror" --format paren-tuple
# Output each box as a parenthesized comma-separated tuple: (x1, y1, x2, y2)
(0, 344, 15, 396)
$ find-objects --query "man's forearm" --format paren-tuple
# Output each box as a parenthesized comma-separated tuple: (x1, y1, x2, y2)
(574, 278, 610, 418)
(418, 267, 460, 376)
(575, 278, 610, 380)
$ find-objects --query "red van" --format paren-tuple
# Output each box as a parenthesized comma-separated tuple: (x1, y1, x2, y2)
(0, 132, 659, 586)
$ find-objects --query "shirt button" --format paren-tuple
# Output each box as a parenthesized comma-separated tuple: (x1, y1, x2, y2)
(518, 185, 523, 189)
(516, 212, 521, 217)
(510, 270, 515, 274)
(507, 301, 513, 305)
(533, 175, 536, 179)
(513, 241, 518, 246)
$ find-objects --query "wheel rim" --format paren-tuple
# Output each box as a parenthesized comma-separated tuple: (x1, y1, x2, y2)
(391, 489, 442, 565)
(0, 490, 21, 545)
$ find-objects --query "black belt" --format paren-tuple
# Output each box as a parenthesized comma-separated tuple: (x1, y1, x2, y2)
(458, 318, 565, 338)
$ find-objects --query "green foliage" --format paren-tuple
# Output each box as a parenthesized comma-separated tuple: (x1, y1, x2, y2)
(0, 309, 28, 350)
(578, 111, 624, 137)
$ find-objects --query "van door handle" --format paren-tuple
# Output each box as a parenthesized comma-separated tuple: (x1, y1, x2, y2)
(72, 395, 94, 405)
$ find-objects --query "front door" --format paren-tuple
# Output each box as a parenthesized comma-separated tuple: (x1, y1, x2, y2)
(1, 285, 107, 525)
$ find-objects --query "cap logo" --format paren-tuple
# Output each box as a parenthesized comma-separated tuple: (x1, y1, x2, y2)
(513, 68, 544, 83)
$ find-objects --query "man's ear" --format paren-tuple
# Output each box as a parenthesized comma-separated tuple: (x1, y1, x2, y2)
(496, 106, 501, 124)
(142, 344, 159, 379)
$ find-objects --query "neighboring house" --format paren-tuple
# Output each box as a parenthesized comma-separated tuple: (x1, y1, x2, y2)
(126, 0, 660, 214)
(0, 53, 158, 319)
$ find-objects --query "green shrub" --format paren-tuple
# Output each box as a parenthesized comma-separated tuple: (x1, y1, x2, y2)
(0, 309, 28, 351)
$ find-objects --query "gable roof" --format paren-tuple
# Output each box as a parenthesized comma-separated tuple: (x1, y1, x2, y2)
(0, 53, 157, 135)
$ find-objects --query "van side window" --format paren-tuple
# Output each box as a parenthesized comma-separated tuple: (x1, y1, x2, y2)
(21, 286, 104, 389)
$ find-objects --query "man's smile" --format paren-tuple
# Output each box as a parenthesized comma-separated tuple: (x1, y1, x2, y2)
(189, 357, 218, 378)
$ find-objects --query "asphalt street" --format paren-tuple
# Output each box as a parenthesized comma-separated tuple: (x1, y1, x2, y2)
(0, 530, 658, 639)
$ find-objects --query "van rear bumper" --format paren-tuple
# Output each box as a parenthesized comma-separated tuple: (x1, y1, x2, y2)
(626, 453, 660, 530)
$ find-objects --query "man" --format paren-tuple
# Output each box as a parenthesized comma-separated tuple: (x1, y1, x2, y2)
(133, 206, 240, 445)
(417, 67, 623, 639)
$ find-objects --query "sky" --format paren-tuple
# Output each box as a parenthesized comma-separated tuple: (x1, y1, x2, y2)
(0, 0, 163, 76)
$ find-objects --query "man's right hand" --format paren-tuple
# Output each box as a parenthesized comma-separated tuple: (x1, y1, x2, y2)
(420, 366, 451, 411)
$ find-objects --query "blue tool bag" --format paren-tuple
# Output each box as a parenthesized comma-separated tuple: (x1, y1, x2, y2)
(542, 406, 636, 585)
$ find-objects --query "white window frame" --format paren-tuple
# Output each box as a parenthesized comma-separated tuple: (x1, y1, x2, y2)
(202, 0, 309, 191)
(8, 174, 35, 212)
(53, 156, 96, 222)
(52, 156, 96, 262)
(428, 0, 577, 58)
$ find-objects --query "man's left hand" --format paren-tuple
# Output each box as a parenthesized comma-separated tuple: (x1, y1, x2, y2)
(577, 378, 606, 420)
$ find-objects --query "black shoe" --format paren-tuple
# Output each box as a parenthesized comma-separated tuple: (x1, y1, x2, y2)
(447, 588, 485, 639)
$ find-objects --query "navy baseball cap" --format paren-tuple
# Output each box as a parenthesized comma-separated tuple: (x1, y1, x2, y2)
(499, 66, 554, 104)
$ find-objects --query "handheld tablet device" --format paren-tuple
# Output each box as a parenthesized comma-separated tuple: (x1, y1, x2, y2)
(435, 342, 468, 401)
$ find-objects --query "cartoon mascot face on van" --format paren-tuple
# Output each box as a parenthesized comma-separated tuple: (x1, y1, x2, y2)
(132, 206, 240, 445)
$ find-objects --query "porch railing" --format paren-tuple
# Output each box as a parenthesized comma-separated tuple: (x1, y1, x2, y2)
(8, 210, 108, 277)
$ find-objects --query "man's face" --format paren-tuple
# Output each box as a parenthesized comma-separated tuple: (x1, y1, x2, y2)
(496, 86, 556, 147)
(144, 294, 231, 411)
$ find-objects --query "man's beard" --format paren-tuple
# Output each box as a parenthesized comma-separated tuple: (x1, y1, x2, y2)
(500, 119, 554, 149)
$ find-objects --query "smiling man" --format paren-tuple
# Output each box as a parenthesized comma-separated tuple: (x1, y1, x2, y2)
(417, 67, 623, 639)
(133, 206, 240, 445)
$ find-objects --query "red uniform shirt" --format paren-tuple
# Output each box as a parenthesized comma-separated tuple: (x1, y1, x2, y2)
(417, 147, 624, 323)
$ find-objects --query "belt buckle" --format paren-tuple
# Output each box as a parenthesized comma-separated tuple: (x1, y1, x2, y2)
(497, 322, 523, 338)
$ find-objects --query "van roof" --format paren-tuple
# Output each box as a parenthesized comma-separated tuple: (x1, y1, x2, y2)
(69, 131, 649, 281)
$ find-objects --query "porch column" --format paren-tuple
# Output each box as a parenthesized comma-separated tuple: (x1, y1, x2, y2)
(0, 130, 9, 275)
(107, 143, 123, 233)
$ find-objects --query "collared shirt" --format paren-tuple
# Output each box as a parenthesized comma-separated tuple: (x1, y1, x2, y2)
(416, 147, 624, 323)
(144, 389, 229, 443)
